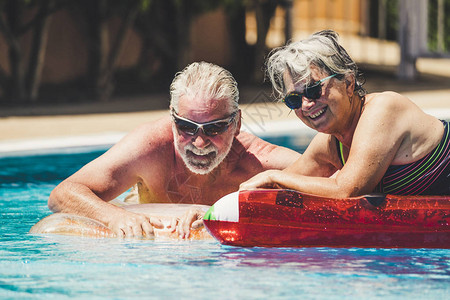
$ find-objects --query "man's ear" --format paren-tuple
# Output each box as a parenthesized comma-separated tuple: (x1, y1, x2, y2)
(235, 109, 241, 136)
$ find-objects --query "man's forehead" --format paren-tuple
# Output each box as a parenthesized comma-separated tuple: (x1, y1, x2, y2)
(178, 95, 230, 112)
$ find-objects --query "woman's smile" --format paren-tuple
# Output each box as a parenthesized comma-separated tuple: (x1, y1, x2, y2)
(305, 106, 328, 119)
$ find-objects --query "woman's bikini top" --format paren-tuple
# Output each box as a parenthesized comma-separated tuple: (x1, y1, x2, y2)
(335, 120, 450, 195)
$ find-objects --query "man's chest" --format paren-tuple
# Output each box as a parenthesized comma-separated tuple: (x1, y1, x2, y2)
(139, 167, 250, 205)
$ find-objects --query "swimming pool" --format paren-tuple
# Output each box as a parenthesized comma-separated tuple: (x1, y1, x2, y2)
(1, 139, 449, 299)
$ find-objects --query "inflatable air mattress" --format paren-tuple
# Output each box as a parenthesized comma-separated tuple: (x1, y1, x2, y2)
(30, 203, 213, 240)
(203, 189, 450, 248)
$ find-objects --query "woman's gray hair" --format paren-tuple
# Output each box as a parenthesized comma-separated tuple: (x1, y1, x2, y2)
(170, 62, 239, 113)
(266, 30, 366, 101)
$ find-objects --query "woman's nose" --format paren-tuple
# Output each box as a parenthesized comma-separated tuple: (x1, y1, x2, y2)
(301, 97, 315, 110)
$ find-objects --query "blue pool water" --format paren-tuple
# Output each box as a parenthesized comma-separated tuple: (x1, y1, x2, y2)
(1, 140, 449, 299)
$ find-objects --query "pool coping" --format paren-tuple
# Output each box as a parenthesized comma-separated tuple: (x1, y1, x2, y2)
(1, 107, 449, 158)
(0, 120, 316, 157)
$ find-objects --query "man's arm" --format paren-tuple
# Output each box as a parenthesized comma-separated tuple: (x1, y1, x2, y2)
(49, 180, 162, 237)
(48, 119, 170, 236)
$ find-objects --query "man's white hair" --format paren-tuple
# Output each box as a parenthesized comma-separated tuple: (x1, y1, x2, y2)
(170, 62, 239, 113)
(266, 30, 366, 101)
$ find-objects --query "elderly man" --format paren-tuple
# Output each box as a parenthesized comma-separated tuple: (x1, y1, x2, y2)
(48, 62, 300, 238)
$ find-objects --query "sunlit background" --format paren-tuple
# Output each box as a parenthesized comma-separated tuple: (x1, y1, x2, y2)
(0, 0, 449, 107)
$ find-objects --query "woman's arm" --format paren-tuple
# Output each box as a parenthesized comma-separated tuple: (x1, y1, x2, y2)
(241, 92, 430, 197)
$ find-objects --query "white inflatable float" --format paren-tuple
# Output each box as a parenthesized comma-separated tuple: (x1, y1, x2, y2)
(30, 203, 213, 240)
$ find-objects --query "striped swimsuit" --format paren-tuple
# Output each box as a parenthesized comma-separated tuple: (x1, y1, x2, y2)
(336, 120, 450, 195)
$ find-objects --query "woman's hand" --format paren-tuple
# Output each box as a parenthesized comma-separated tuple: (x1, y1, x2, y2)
(239, 170, 283, 190)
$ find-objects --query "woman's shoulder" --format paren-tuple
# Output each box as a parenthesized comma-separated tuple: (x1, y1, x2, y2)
(363, 91, 419, 117)
(365, 91, 411, 106)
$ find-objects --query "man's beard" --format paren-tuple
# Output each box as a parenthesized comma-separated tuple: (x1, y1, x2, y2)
(173, 128, 233, 175)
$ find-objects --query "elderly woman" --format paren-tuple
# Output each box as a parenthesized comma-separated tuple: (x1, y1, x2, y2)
(240, 30, 449, 196)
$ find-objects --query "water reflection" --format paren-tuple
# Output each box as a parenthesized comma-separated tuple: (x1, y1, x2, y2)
(10, 232, 448, 282)
(215, 246, 450, 278)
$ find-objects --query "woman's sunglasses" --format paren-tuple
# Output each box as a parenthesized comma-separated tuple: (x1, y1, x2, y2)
(171, 109, 237, 136)
(283, 74, 337, 110)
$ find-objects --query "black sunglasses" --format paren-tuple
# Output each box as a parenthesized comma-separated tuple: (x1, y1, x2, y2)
(171, 110, 237, 136)
(283, 74, 337, 110)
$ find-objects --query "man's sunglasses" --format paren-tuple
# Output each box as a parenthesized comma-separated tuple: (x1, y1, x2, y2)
(283, 74, 337, 110)
(171, 110, 237, 136)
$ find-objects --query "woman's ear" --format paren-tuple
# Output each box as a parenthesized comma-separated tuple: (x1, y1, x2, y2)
(345, 74, 356, 97)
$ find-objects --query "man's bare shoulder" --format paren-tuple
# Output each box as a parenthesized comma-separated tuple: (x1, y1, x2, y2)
(124, 116, 174, 149)
(234, 131, 300, 170)
(235, 131, 269, 150)
(110, 116, 175, 164)
(235, 131, 294, 154)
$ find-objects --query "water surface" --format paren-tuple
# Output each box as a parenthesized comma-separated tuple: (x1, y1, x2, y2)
(1, 143, 449, 299)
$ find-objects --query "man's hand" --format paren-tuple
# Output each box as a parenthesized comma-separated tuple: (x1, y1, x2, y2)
(107, 210, 164, 238)
(168, 208, 205, 239)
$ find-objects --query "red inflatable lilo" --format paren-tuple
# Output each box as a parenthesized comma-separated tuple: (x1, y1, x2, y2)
(203, 189, 450, 248)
